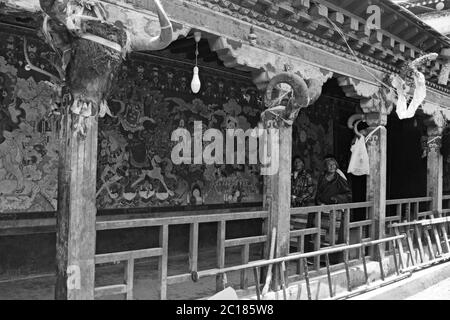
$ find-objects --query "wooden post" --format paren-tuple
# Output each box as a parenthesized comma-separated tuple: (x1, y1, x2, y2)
(55, 36, 125, 299)
(426, 126, 444, 214)
(365, 112, 387, 256)
(264, 125, 292, 291)
(55, 112, 99, 300)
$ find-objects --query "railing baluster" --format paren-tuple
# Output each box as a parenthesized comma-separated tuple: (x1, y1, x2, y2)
(396, 204, 402, 222)
(189, 222, 199, 273)
(325, 253, 333, 298)
(303, 257, 312, 300)
(296, 236, 302, 275)
(253, 267, 261, 300)
(391, 240, 399, 276)
(280, 262, 287, 300)
(216, 220, 226, 292)
(414, 202, 419, 221)
(125, 258, 134, 300)
(343, 248, 351, 292)
(241, 244, 250, 290)
(159, 224, 169, 300)
(344, 208, 350, 245)
(330, 210, 336, 246)
(377, 243, 385, 281)
(358, 226, 363, 259)
(315, 211, 321, 271)
(361, 244, 369, 285)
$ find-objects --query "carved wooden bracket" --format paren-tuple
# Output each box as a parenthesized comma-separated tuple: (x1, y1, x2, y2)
(337, 76, 396, 126)
(438, 48, 450, 86)
(421, 102, 448, 135)
(208, 35, 333, 91)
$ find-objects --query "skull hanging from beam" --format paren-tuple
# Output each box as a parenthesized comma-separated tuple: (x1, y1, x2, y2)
(29, 0, 174, 137)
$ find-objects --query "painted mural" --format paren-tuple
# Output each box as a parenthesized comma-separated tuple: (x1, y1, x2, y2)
(292, 98, 336, 185)
(0, 32, 59, 213)
(96, 55, 265, 209)
(0, 31, 343, 213)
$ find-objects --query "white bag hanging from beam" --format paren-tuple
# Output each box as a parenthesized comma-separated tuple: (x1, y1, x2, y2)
(347, 136, 370, 176)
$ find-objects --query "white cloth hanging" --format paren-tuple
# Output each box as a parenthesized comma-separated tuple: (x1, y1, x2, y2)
(395, 71, 426, 120)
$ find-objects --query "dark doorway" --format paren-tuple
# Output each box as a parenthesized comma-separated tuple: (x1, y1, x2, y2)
(387, 114, 428, 199)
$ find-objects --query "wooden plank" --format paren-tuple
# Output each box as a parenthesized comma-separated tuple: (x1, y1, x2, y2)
(125, 259, 134, 300)
(348, 220, 373, 228)
(216, 221, 226, 292)
(225, 235, 267, 247)
(189, 222, 199, 272)
(94, 284, 127, 298)
(96, 211, 268, 230)
(291, 202, 373, 214)
(386, 197, 433, 205)
(159, 225, 169, 300)
(95, 248, 163, 264)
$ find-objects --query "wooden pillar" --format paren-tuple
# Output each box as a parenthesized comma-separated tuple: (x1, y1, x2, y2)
(55, 36, 125, 299)
(55, 112, 99, 300)
(426, 126, 444, 214)
(264, 124, 292, 291)
(365, 112, 387, 249)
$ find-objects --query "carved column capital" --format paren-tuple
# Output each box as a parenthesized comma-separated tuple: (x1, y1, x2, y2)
(364, 112, 388, 127)
(422, 102, 448, 136)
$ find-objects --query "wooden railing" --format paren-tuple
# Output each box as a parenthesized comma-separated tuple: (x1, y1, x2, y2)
(385, 197, 433, 254)
(385, 197, 433, 226)
(290, 201, 374, 273)
(94, 210, 268, 300)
